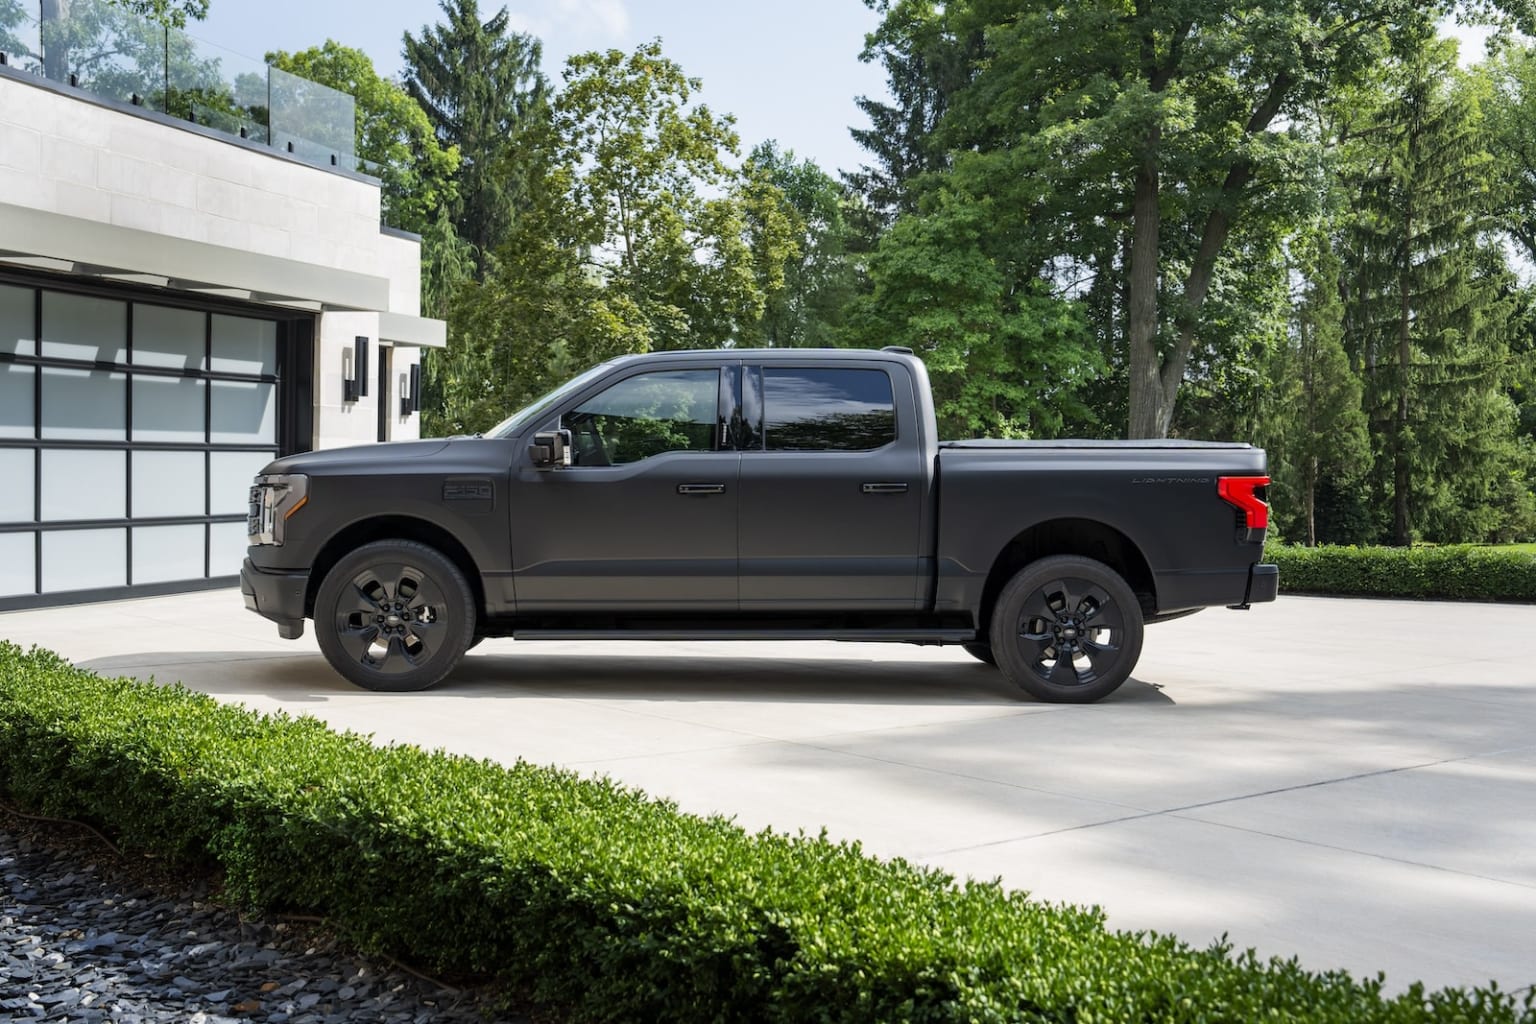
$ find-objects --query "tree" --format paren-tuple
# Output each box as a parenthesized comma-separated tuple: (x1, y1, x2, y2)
(844, 164, 1101, 439)
(854, 0, 1535, 438)
(550, 40, 785, 351)
(1267, 230, 1370, 545)
(267, 42, 459, 235)
(738, 142, 858, 349)
(845, 0, 978, 228)
(1340, 39, 1526, 544)
(402, 0, 546, 265)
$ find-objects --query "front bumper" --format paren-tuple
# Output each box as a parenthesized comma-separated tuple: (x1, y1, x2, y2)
(240, 558, 309, 639)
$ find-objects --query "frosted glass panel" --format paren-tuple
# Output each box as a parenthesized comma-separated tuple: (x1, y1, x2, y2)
(210, 380, 275, 443)
(42, 528, 126, 592)
(210, 450, 271, 514)
(0, 284, 34, 356)
(132, 375, 205, 442)
(41, 368, 126, 439)
(41, 291, 127, 362)
(0, 363, 34, 438)
(0, 532, 35, 597)
(132, 524, 207, 583)
(0, 449, 34, 523)
(133, 304, 205, 370)
(208, 521, 248, 577)
(41, 449, 126, 521)
(132, 451, 206, 518)
(210, 314, 277, 375)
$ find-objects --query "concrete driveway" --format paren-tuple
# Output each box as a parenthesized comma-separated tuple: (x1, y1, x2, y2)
(2, 592, 1532, 995)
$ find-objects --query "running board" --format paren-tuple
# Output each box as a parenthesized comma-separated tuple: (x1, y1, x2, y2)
(511, 628, 977, 644)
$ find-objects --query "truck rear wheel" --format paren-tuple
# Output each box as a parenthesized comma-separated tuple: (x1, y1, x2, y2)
(990, 555, 1144, 703)
(314, 540, 476, 692)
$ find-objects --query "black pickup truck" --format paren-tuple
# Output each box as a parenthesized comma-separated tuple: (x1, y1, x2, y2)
(242, 348, 1276, 702)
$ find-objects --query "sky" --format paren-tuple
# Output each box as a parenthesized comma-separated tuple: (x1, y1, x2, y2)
(186, 0, 890, 179)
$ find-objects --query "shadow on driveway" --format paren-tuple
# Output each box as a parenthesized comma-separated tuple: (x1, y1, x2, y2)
(77, 647, 1175, 707)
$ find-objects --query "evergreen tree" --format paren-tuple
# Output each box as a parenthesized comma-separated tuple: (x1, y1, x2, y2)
(1268, 230, 1370, 545)
(402, 0, 546, 268)
(1341, 40, 1524, 544)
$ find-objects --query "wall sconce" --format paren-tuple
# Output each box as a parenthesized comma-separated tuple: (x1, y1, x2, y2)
(343, 336, 369, 403)
(400, 363, 421, 416)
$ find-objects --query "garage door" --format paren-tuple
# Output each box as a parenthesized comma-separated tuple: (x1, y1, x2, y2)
(0, 279, 306, 607)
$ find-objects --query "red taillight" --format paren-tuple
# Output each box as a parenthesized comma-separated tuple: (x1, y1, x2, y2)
(1218, 476, 1270, 530)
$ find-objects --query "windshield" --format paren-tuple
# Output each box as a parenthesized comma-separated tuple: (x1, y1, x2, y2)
(484, 361, 619, 439)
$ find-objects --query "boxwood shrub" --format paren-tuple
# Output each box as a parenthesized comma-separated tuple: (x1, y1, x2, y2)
(1267, 544, 1536, 602)
(1, 641, 1531, 1023)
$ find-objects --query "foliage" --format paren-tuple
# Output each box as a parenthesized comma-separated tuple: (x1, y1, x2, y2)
(1339, 39, 1529, 545)
(266, 41, 459, 235)
(737, 142, 860, 349)
(844, 150, 1102, 439)
(1264, 229, 1371, 545)
(552, 40, 782, 352)
(402, 0, 547, 265)
(852, 0, 1536, 441)
(1267, 543, 1536, 600)
(106, 0, 206, 28)
(2, 642, 1535, 1022)
(424, 40, 799, 435)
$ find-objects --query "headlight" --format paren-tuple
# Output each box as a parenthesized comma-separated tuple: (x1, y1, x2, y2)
(247, 474, 309, 546)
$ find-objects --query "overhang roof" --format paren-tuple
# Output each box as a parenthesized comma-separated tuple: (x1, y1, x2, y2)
(0, 200, 385, 312)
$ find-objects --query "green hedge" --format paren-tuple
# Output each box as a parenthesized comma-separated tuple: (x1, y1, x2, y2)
(1, 642, 1531, 1023)
(1267, 544, 1536, 602)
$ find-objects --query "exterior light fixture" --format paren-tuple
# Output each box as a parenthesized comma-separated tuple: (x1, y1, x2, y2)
(342, 338, 369, 403)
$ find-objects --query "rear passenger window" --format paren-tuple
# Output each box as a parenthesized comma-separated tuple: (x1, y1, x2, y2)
(762, 368, 896, 451)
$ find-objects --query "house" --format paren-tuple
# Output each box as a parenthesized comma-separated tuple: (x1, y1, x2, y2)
(0, 2, 444, 609)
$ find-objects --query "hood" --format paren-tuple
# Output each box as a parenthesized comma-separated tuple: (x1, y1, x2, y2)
(261, 439, 452, 476)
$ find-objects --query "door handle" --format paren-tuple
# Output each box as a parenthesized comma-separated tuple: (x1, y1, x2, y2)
(861, 482, 909, 495)
(677, 483, 726, 495)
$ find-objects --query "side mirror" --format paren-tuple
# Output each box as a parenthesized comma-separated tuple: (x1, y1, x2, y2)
(530, 428, 573, 469)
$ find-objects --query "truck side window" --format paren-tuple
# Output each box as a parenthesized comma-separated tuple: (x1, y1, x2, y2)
(561, 369, 720, 466)
(761, 368, 896, 452)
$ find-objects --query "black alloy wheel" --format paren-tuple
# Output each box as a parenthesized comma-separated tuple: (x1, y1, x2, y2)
(314, 540, 476, 692)
(990, 555, 1144, 703)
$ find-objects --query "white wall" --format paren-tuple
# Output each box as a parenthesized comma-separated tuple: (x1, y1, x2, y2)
(0, 76, 417, 309)
(314, 313, 422, 449)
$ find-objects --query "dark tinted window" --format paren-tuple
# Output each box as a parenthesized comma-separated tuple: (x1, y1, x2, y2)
(762, 368, 895, 452)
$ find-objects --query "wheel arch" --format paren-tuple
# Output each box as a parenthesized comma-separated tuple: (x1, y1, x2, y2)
(305, 516, 486, 623)
(977, 518, 1155, 636)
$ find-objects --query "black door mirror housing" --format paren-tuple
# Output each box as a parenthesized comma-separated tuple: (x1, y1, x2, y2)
(530, 429, 573, 469)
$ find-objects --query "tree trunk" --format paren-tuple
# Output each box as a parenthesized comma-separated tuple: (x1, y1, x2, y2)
(1305, 455, 1317, 547)
(40, 0, 71, 82)
(1127, 131, 1162, 439)
(1393, 261, 1412, 546)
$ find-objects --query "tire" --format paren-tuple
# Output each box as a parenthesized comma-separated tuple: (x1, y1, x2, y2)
(989, 555, 1144, 703)
(314, 540, 477, 692)
(961, 642, 997, 666)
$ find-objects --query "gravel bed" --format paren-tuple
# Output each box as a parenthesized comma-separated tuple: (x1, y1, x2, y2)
(0, 819, 529, 1023)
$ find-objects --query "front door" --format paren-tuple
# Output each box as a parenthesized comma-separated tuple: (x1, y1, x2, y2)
(510, 365, 740, 613)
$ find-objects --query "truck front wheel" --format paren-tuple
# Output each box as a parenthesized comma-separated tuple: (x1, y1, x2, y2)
(990, 555, 1144, 703)
(314, 540, 477, 692)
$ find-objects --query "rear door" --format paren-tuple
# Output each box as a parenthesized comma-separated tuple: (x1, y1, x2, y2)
(736, 361, 925, 611)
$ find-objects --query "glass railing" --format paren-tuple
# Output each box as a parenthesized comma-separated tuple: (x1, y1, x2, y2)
(0, 0, 353, 171)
